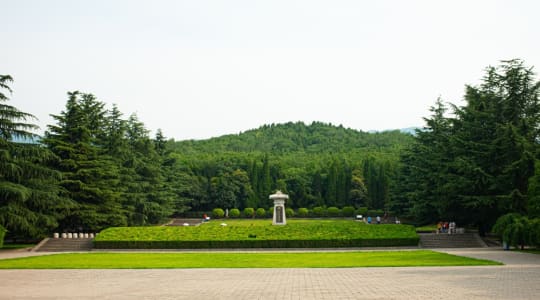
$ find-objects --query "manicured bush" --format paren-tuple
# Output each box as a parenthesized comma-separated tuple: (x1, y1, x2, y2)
(0, 226, 6, 248)
(342, 206, 355, 217)
(285, 208, 295, 218)
(266, 208, 273, 218)
(312, 206, 327, 217)
(297, 208, 309, 217)
(229, 208, 240, 218)
(256, 208, 266, 218)
(327, 207, 341, 217)
(243, 208, 255, 218)
(356, 207, 368, 216)
(212, 208, 225, 219)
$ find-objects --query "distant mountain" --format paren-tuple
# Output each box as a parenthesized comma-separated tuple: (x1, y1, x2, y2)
(399, 127, 420, 135)
(172, 121, 415, 154)
(10, 135, 41, 144)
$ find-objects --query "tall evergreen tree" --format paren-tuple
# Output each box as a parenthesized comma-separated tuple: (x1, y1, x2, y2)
(0, 75, 70, 237)
(44, 92, 125, 231)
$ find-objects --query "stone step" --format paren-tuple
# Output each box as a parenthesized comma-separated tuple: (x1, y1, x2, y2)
(34, 238, 94, 252)
(419, 233, 487, 248)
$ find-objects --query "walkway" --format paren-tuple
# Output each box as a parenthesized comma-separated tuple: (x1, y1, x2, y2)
(0, 248, 538, 299)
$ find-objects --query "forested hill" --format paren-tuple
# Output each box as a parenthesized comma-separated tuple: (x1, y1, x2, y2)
(171, 121, 414, 154)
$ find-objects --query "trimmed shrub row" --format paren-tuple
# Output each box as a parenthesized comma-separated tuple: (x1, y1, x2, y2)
(94, 237, 419, 249)
(208, 206, 386, 219)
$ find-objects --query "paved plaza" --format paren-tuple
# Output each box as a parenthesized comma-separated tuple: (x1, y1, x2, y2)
(0, 248, 539, 299)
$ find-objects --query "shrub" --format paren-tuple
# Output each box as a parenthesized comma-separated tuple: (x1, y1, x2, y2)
(356, 207, 368, 216)
(297, 208, 309, 217)
(342, 206, 355, 217)
(212, 208, 225, 219)
(285, 208, 295, 218)
(327, 207, 341, 217)
(256, 208, 266, 218)
(312, 206, 327, 217)
(229, 208, 240, 218)
(243, 208, 255, 218)
(492, 213, 532, 249)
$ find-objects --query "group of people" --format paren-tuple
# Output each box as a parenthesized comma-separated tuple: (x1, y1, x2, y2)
(437, 221, 456, 234)
(366, 216, 381, 224)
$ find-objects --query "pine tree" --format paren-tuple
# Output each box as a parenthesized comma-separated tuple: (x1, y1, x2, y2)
(0, 75, 71, 237)
(44, 92, 125, 231)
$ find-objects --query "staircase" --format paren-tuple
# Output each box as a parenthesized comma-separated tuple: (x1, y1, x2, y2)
(419, 233, 487, 248)
(33, 238, 94, 252)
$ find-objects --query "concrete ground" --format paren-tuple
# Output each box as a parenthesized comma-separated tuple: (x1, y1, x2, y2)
(0, 248, 539, 299)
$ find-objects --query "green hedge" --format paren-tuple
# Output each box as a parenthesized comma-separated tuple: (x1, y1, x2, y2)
(94, 237, 418, 249)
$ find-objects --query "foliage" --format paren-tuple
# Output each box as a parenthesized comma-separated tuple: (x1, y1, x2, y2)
(229, 208, 240, 218)
(356, 207, 368, 216)
(170, 122, 411, 212)
(94, 219, 419, 249)
(327, 207, 341, 217)
(297, 208, 309, 217)
(285, 208, 294, 218)
(0, 74, 71, 238)
(312, 206, 327, 217)
(0, 251, 500, 269)
(492, 213, 540, 249)
(394, 60, 540, 231)
(0, 226, 5, 248)
(212, 208, 225, 219)
(342, 206, 355, 217)
(255, 208, 266, 218)
(242, 207, 254, 218)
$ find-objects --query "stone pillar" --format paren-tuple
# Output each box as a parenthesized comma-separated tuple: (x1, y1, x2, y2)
(269, 190, 289, 225)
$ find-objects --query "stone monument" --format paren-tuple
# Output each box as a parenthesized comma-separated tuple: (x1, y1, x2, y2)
(270, 190, 289, 225)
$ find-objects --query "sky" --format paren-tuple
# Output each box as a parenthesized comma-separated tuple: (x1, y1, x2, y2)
(1, 0, 539, 140)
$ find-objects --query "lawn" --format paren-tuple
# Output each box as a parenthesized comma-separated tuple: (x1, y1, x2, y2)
(0, 250, 501, 269)
(95, 219, 419, 249)
(0, 244, 34, 250)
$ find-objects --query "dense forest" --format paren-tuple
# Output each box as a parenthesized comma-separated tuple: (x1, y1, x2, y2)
(1, 59, 539, 242)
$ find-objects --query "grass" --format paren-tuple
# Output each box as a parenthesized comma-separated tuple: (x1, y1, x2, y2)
(97, 219, 417, 242)
(0, 250, 501, 269)
(416, 225, 437, 232)
(0, 244, 34, 251)
(95, 219, 419, 248)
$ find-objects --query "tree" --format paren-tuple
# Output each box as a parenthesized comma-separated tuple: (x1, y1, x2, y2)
(44, 92, 125, 231)
(349, 169, 368, 207)
(0, 75, 71, 237)
(395, 60, 540, 230)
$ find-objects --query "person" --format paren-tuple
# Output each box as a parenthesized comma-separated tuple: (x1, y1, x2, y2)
(367, 216, 372, 224)
(376, 216, 381, 224)
(437, 221, 442, 234)
(449, 221, 456, 234)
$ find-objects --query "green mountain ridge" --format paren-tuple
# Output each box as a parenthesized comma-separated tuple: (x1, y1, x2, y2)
(172, 121, 415, 154)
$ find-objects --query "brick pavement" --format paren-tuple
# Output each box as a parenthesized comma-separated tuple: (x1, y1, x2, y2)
(0, 249, 538, 299)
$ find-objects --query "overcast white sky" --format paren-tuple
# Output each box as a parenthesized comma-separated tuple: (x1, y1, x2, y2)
(2, 0, 539, 140)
